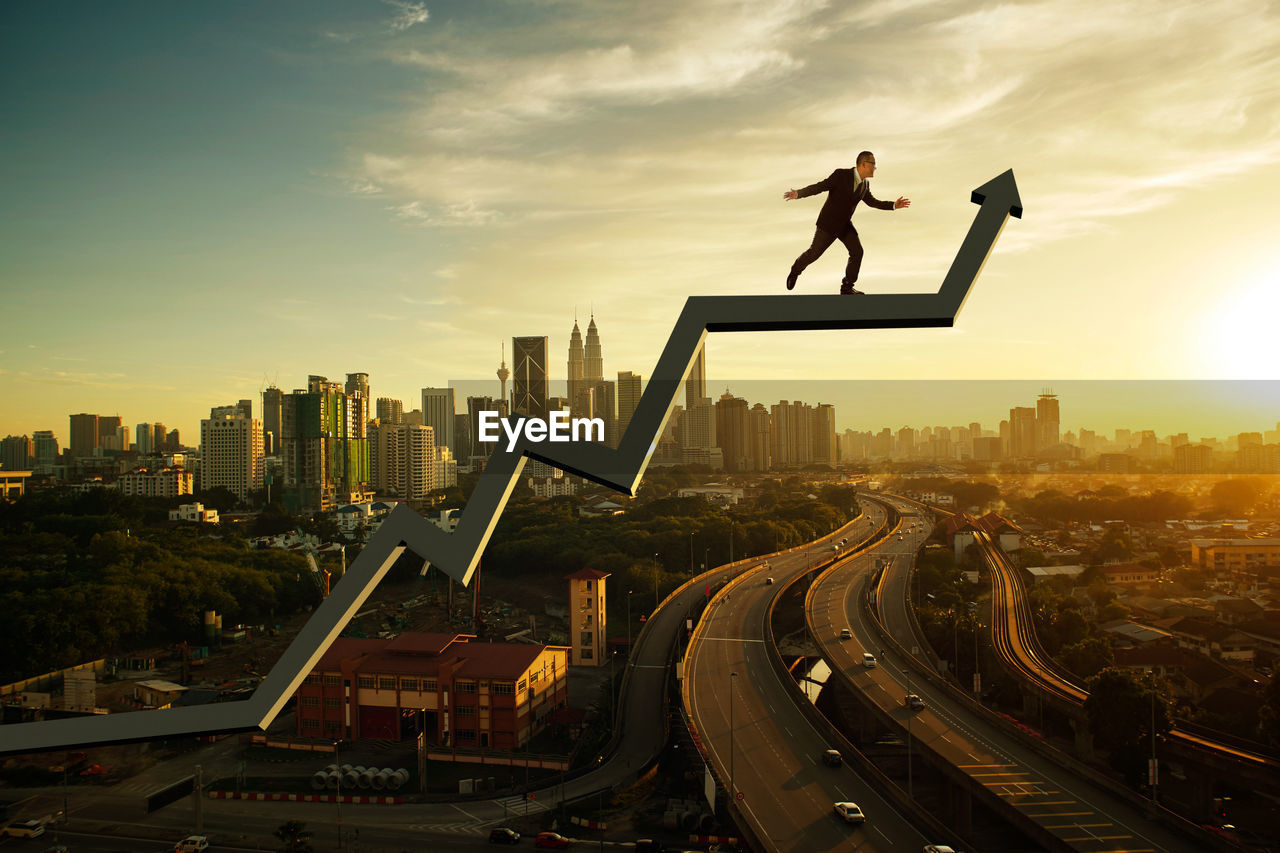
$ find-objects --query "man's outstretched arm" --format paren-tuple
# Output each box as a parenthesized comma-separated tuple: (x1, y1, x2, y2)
(784, 171, 837, 201)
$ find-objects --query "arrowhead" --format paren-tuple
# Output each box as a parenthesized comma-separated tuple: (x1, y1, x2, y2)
(971, 169, 1022, 219)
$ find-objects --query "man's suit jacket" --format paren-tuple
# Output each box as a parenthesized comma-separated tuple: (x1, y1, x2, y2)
(796, 168, 894, 234)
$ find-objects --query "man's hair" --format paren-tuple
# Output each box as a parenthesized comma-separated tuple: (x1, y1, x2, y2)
(856, 151, 875, 165)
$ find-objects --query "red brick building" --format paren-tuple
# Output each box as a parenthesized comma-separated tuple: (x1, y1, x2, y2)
(293, 632, 569, 750)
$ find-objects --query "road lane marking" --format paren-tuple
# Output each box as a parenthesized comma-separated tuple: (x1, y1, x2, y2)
(1061, 836, 1132, 843)
(1027, 810, 1090, 816)
(1044, 823, 1113, 829)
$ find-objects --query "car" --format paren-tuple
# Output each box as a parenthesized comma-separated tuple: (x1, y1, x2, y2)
(535, 831, 573, 849)
(923, 846, 958, 853)
(489, 827, 521, 844)
(905, 694, 925, 710)
(764, 576, 774, 585)
(4, 819, 46, 838)
(840, 628, 852, 640)
(174, 836, 209, 852)
(834, 802, 865, 824)
(822, 749, 843, 767)
(898, 535, 904, 541)
(862, 652, 877, 668)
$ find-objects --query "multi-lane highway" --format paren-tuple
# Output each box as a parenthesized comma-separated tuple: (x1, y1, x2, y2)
(811, 495, 1202, 853)
(684, 508, 933, 852)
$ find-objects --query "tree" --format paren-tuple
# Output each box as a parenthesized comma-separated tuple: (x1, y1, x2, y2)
(1060, 636, 1115, 680)
(1084, 669, 1170, 788)
(274, 819, 314, 852)
(1211, 477, 1268, 516)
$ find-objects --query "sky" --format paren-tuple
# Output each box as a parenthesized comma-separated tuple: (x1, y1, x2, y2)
(3, 0, 1280, 443)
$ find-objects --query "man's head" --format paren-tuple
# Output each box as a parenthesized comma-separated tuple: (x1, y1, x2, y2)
(856, 151, 877, 179)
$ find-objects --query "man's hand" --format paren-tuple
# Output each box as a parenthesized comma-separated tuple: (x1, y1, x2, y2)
(783, 189, 798, 201)
(895, 197, 911, 209)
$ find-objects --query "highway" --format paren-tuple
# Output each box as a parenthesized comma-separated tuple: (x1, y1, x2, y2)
(684, 508, 932, 852)
(809, 495, 1201, 853)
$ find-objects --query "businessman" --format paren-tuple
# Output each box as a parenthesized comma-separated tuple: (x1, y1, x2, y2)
(783, 151, 910, 294)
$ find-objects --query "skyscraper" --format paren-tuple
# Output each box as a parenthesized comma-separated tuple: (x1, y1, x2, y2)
(685, 342, 706, 409)
(511, 336, 549, 420)
(715, 391, 750, 473)
(281, 377, 369, 513)
(262, 386, 284, 455)
(812, 404, 837, 466)
(69, 413, 98, 458)
(1010, 406, 1037, 457)
(584, 316, 604, 382)
(32, 430, 59, 474)
(0, 435, 34, 471)
(567, 320, 585, 409)
(421, 388, 457, 458)
(201, 406, 263, 502)
(1036, 390, 1060, 449)
(376, 398, 405, 425)
(617, 371, 643, 446)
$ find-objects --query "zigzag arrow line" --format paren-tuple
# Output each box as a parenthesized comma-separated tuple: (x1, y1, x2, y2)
(0, 170, 1020, 754)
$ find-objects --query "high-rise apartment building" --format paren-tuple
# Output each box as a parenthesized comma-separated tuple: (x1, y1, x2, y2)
(511, 336, 549, 420)
(69, 413, 99, 458)
(345, 373, 369, 403)
(1009, 406, 1037, 458)
(715, 392, 750, 473)
(1, 435, 34, 471)
(262, 386, 284, 455)
(97, 416, 123, 450)
(32, 430, 59, 474)
(748, 404, 771, 471)
(371, 422, 438, 499)
(770, 400, 814, 468)
(812, 404, 837, 466)
(376, 398, 404, 425)
(421, 388, 457, 459)
(200, 408, 264, 502)
(281, 377, 370, 513)
(1036, 391, 1060, 449)
(617, 371, 642, 446)
(681, 397, 717, 454)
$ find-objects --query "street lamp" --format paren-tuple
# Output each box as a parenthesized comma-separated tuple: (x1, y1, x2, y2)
(626, 589, 635, 656)
(729, 671, 738, 801)
(334, 739, 343, 849)
(653, 553, 661, 608)
(690, 532, 695, 577)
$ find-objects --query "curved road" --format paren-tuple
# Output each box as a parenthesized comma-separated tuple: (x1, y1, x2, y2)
(684, 508, 931, 852)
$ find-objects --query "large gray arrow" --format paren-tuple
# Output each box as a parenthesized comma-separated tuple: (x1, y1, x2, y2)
(0, 171, 1020, 754)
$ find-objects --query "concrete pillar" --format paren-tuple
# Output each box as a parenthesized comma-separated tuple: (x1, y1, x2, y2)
(1070, 717, 1094, 761)
(953, 781, 972, 836)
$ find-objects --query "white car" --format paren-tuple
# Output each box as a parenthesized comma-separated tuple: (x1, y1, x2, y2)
(3, 819, 45, 838)
(175, 836, 210, 852)
(923, 846, 958, 853)
(840, 628, 853, 640)
(834, 802, 866, 824)
(862, 652, 877, 668)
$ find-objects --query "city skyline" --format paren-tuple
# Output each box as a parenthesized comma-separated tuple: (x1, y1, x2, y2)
(9, 376, 1280, 462)
(3, 3, 1280, 448)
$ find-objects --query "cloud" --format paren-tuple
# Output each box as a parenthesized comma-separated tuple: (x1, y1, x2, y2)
(384, 0, 429, 32)
(388, 199, 501, 226)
